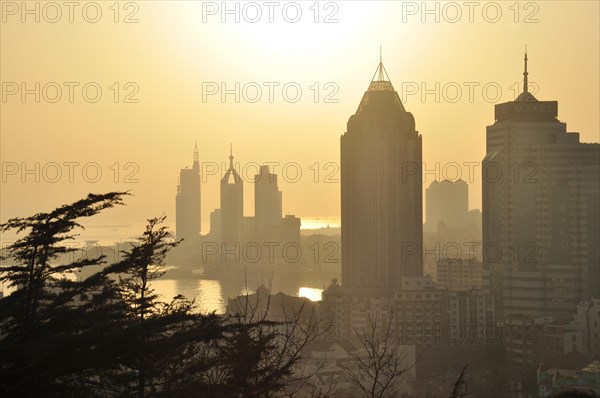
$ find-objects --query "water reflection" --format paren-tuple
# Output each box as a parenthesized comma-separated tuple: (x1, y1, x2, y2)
(153, 278, 323, 314)
(153, 279, 226, 314)
(0, 274, 324, 316)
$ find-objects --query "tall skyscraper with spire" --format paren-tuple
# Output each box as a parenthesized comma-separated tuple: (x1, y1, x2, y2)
(340, 52, 423, 291)
(483, 51, 600, 320)
(220, 145, 243, 248)
(176, 142, 201, 241)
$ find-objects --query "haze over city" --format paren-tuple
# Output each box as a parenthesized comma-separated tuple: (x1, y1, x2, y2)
(1, 1, 598, 231)
(1, 1, 599, 397)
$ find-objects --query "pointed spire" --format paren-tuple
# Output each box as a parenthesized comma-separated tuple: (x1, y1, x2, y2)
(221, 143, 241, 184)
(371, 46, 391, 83)
(379, 45, 384, 81)
(523, 45, 529, 93)
(193, 140, 199, 163)
(356, 48, 405, 113)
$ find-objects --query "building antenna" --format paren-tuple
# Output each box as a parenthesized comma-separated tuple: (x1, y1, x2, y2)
(523, 45, 529, 93)
(378, 45, 384, 81)
(371, 45, 390, 83)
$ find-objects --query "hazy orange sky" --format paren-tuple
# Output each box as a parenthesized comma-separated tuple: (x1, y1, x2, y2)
(1, 1, 599, 237)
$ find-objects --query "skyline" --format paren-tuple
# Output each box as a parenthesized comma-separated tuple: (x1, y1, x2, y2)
(2, 2, 600, 396)
(1, 1, 599, 236)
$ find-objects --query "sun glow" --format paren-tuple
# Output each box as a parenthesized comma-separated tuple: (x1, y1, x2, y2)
(226, 2, 373, 59)
(298, 287, 323, 302)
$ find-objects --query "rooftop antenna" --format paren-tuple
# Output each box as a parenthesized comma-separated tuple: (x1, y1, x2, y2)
(378, 45, 385, 81)
(523, 45, 529, 93)
(371, 46, 390, 82)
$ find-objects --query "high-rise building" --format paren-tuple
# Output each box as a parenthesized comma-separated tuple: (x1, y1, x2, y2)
(341, 54, 423, 291)
(436, 258, 483, 291)
(482, 52, 600, 320)
(209, 209, 221, 240)
(254, 165, 282, 234)
(220, 146, 243, 249)
(206, 155, 301, 265)
(175, 142, 201, 241)
(425, 179, 469, 232)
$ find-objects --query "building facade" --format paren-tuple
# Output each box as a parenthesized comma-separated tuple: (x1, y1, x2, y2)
(340, 56, 423, 291)
(425, 179, 469, 233)
(254, 165, 282, 235)
(175, 143, 201, 242)
(220, 148, 244, 249)
(320, 276, 494, 345)
(436, 258, 483, 291)
(570, 298, 600, 359)
(482, 52, 600, 320)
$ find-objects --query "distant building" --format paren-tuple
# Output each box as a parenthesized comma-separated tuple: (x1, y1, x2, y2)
(341, 55, 423, 291)
(436, 258, 483, 290)
(425, 179, 469, 233)
(444, 289, 495, 343)
(540, 320, 584, 360)
(501, 314, 545, 368)
(570, 298, 600, 358)
(483, 52, 600, 320)
(467, 209, 482, 232)
(325, 55, 498, 347)
(220, 147, 243, 249)
(320, 276, 494, 345)
(254, 165, 282, 234)
(253, 166, 300, 264)
(501, 315, 584, 372)
(226, 284, 316, 324)
(259, 214, 301, 244)
(175, 143, 201, 241)
(537, 352, 600, 397)
(207, 154, 301, 266)
(209, 209, 221, 240)
(279, 215, 301, 243)
(241, 216, 256, 244)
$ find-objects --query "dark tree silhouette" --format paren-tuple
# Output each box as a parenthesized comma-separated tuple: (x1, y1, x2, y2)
(0, 192, 341, 398)
(0, 192, 129, 396)
(85, 216, 223, 398)
(342, 312, 413, 398)
(203, 283, 325, 398)
(449, 365, 469, 398)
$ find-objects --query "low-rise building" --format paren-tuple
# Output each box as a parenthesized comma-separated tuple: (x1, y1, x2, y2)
(436, 258, 483, 290)
(570, 298, 600, 358)
(537, 352, 600, 397)
(320, 276, 495, 345)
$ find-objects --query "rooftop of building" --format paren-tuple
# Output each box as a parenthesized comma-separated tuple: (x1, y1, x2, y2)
(352, 49, 410, 119)
(539, 351, 593, 372)
(493, 50, 561, 123)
